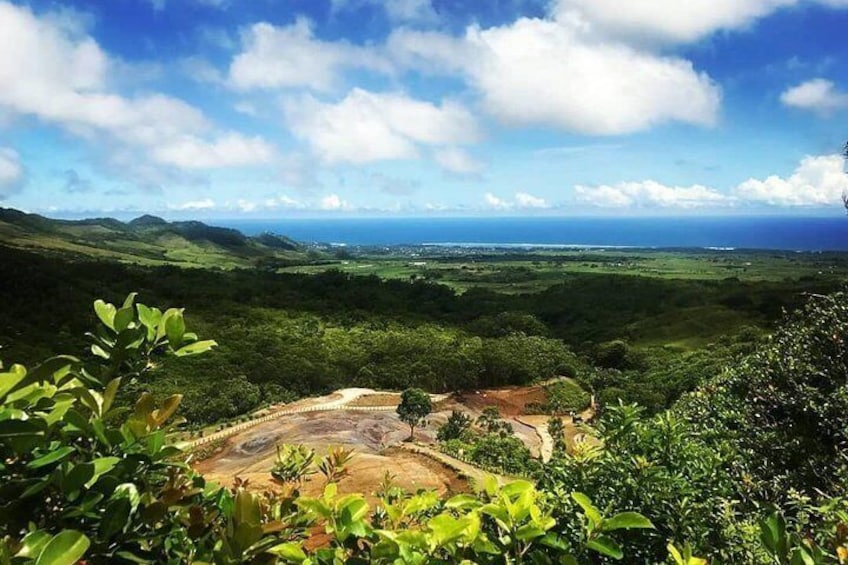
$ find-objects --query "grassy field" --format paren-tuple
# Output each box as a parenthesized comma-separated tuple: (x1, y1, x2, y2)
(277, 247, 848, 294)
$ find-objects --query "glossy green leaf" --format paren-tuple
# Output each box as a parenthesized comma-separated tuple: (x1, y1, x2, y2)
(34, 530, 90, 565)
(164, 310, 185, 348)
(587, 535, 623, 560)
(571, 492, 602, 527)
(16, 530, 51, 558)
(174, 340, 218, 357)
(603, 512, 654, 532)
(28, 446, 75, 469)
(102, 377, 121, 414)
(268, 542, 308, 562)
(0, 364, 26, 400)
(93, 300, 116, 331)
(114, 306, 135, 333)
(85, 456, 120, 488)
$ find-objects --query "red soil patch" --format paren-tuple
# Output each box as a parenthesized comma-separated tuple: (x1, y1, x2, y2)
(457, 386, 547, 417)
(346, 393, 401, 407)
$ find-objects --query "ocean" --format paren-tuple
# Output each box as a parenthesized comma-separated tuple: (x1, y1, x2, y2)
(217, 216, 848, 252)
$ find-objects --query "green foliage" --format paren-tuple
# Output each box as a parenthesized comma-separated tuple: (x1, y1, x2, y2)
(533, 379, 591, 415)
(0, 293, 666, 565)
(439, 407, 540, 476)
(547, 417, 566, 452)
(396, 388, 432, 439)
(316, 446, 354, 485)
(436, 410, 473, 442)
(271, 444, 316, 485)
(0, 294, 219, 563)
(679, 291, 848, 501)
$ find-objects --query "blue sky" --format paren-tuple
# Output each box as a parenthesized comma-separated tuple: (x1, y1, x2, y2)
(0, 0, 846, 218)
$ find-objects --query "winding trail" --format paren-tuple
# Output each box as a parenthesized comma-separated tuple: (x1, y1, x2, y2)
(398, 442, 512, 486)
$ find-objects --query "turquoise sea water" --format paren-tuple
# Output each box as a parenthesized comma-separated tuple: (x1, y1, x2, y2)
(218, 216, 848, 251)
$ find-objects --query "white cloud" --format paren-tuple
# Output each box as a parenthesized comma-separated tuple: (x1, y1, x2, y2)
(151, 134, 275, 169)
(264, 194, 304, 209)
(434, 147, 484, 175)
(781, 79, 848, 113)
(552, 0, 848, 44)
(551, 0, 794, 44)
(0, 2, 275, 175)
(484, 193, 510, 209)
(575, 155, 848, 209)
(390, 16, 720, 135)
(576, 180, 730, 208)
(515, 192, 549, 209)
(284, 89, 480, 164)
(229, 18, 389, 92)
(170, 198, 216, 210)
(484, 191, 551, 210)
(320, 193, 352, 210)
(735, 154, 848, 206)
(0, 147, 23, 198)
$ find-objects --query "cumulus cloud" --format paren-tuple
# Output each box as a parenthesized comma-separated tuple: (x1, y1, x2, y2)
(781, 79, 848, 113)
(735, 154, 848, 206)
(515, 192, 549, 209)
(576, 154, 848, 209)
(0, 1, 274, 176)
(151, 134, 275, 169)
(390, 16, 720, 135)
(284, 89, 480, 164)
(169, 198, 216, 210)
(264, 194, 304, 209)
(551, 0, 794, 44)
(434, 147, 484, 175)
(576, 180, 730, 208)
(229, 18, 389, 92)
(320, 193, 352, 210)
(484, 193, 510, 209)
(0, 147, 23, 199)
(484, 191, 550, 210)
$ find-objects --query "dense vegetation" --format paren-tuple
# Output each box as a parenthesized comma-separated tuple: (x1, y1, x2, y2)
(0, 242, 836, 426)
(0, 295, 658, 564)
(4, 288, 848, 563)
(440, 407, 541, 476)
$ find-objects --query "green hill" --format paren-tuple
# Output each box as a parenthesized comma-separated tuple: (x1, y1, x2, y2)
(0, 207, 307, 268)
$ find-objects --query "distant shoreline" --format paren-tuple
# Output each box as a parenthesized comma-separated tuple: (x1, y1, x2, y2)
(220, 216, 848, 252)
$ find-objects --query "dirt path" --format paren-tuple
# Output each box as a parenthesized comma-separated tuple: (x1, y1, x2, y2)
(398, 442, 513, 486)
(516, 405, 596, 462)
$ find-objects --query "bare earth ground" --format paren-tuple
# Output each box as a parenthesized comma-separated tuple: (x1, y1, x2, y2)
(193, 384, 589, 496)
(194, 409, 469, 500)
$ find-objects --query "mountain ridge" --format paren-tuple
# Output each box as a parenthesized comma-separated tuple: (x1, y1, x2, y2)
(0, 207, 306, 268)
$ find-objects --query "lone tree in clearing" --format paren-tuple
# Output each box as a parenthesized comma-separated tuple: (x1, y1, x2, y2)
(397, 388, 432, 440)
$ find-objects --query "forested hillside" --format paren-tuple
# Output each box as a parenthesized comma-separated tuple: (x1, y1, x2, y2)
(1, 243, 837, 424)
(3, 286, 848, 563)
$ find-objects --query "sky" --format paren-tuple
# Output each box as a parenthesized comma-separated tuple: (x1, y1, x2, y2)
(0, 0, 847, 218)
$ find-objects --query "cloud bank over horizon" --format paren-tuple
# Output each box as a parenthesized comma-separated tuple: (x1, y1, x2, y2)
(0, 0, 846, 216)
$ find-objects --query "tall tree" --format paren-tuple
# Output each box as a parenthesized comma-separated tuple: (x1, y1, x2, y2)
(397, 388, 432, 440)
